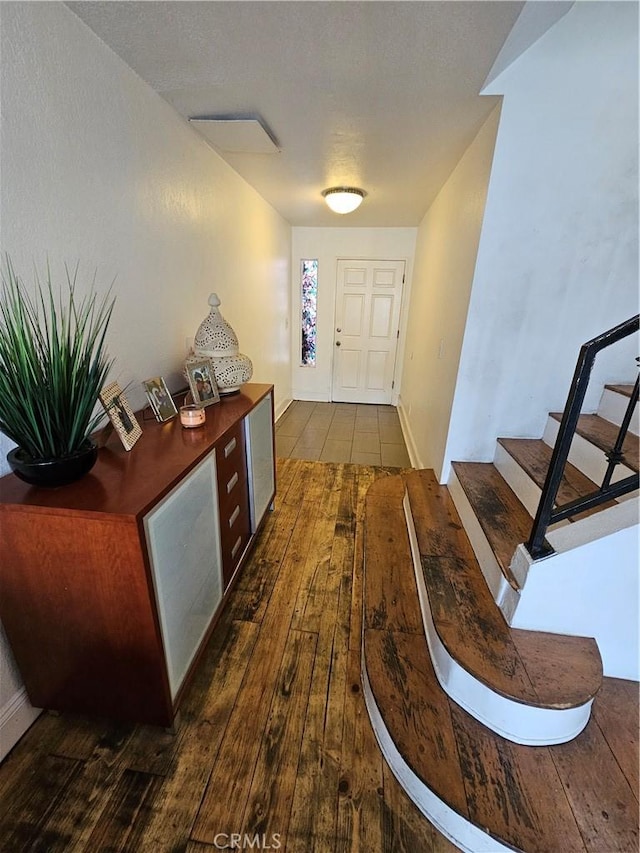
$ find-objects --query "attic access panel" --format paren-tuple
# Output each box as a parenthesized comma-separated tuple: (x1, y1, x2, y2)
(189, 117, 280, 154)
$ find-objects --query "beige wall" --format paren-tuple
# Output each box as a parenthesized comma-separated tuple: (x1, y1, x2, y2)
(0, 2, 292, 756)
(398, 106, 501, 478)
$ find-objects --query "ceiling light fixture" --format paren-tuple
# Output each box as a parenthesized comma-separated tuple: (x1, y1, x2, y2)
(322, 187, 366, 214)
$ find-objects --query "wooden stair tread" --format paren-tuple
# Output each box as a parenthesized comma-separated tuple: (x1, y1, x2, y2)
(605, 383, 635, 398)
(364, 628, 469, 818)
(551, 412, 639, 472)
(364, 477, 424, 635)
(451, 461, 535, 587)
(510, 628, 602, 708)
(362, 477, 638, 852)
(498, 437, 618, 520)
(403, 466, 477, 561)
(404, 470, 601, 709)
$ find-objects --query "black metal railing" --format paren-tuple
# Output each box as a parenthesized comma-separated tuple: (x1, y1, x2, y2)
(526, 315, 639, 560)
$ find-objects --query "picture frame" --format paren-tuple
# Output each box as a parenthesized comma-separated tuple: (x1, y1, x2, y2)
(186, 359, 220, 408)
(143, 376, 178, 423)
(99, 382, 142, 451)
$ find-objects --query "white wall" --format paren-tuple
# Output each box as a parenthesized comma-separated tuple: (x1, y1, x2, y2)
(399, 106, 501, 476)
(290, 228, 417, 402)
(0, 2, 291, 758)
(444, 2, 639, 472)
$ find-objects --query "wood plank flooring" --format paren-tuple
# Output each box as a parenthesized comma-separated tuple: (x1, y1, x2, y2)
(0, 459, 456, 852)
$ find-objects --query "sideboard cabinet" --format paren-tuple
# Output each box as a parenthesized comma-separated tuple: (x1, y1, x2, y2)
(0, 384, 275, 727)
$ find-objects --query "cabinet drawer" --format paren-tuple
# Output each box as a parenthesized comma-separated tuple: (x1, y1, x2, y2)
(220, 509, 250, 586)
(217, 460, 248, 522)
(215, 422, 247, 490)
(218, 460, 250, 587)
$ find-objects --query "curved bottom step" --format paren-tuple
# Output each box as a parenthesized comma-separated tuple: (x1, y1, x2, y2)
(404, 491, 595, 746)
(366, 471, 602, 747)
(362, 624, 639, 853)
(361, 661, 513, 853)
(362, 470, 637, 852)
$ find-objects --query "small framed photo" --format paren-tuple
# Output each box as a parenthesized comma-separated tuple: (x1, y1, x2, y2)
(99, 382, 142, 451)
(186, 359, 220, 408)
(143, 376, 178, 423)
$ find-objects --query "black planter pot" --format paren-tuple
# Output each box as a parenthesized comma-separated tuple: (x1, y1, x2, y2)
(7, 442, 98, 488)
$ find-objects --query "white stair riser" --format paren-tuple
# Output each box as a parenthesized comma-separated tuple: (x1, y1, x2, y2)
(493, 443, 551, 521)
(542, 416, 635, 484)
(598, 388, 638, 435)
(447, 469, 522, 621)
(404, 492, 593, 746)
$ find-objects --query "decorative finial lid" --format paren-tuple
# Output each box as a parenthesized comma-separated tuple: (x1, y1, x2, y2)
(194, 292, 239, 358)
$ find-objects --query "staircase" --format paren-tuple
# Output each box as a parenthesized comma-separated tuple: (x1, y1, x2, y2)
(450, 383, 639, 681)
(361, 384, 639, 851)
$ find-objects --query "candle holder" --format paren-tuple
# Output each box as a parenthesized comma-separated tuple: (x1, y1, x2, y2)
(180, 404, 206, 429)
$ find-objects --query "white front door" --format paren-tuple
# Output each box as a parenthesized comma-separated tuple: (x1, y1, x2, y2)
(331, 259, 405, 404)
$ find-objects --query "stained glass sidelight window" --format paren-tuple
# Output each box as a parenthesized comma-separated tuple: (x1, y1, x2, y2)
(301, 259, 318, 366)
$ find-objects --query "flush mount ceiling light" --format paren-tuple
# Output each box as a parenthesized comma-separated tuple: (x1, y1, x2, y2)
(322, 187, 366, 214)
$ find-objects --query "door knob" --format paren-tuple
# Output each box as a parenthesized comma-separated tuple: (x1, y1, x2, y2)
(336, 341, 341, 347)
(336, 327, 342, 333)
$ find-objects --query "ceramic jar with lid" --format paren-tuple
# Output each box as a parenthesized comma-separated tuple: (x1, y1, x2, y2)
(186, 293, 253, 394)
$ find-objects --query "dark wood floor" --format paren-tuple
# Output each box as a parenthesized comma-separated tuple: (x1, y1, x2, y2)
(0, 459, 458, 852)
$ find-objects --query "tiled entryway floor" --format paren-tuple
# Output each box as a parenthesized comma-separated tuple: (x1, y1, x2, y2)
(275, 400, 412, 467)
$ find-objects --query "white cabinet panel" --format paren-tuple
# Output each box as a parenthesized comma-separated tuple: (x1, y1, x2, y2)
(246, 394, 275, 532)
(144, 452, 223, 699)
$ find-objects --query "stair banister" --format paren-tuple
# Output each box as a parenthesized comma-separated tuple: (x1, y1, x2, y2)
(526, 315, 639, 560)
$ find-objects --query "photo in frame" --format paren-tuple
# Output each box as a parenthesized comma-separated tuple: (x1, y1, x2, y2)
(99, 382, 142, 451)
(143, 376, 178, 423)
(186, 359, 220, 408)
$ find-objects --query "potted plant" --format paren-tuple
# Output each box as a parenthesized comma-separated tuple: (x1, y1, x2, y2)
(0, 256, 115, 487)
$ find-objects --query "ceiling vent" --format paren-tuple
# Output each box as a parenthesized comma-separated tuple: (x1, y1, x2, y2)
(188, 116, 280, 154)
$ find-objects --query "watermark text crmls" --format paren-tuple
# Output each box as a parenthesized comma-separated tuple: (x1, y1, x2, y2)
(212, 833, 282, 850)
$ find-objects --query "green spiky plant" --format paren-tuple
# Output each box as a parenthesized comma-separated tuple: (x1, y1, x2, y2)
(0, 256, 115, 461)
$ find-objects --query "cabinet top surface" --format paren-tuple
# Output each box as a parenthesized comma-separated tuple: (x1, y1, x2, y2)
(0, 383, 273, 518)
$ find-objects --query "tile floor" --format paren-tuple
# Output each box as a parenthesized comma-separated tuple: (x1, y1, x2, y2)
(275, 400, 412, 467)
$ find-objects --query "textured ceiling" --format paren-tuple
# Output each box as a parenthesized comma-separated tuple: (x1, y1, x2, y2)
(68, 1, 531, 226)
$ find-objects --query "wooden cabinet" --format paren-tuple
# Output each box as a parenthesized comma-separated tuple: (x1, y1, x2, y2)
(0, 384, 275, 727)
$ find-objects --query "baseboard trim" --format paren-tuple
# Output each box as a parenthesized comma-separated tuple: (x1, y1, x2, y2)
(0, 687, 41, 762)
(396, 401, 421, 469)
(274, 397, 293, 422)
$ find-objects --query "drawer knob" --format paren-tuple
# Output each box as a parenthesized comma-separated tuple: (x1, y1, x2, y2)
(226, 472, 239, 493)
(229, 505, 240, 527)
(224, 437, 237, 457)
(231, 536, 242, 559)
